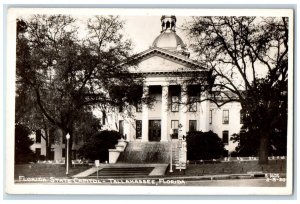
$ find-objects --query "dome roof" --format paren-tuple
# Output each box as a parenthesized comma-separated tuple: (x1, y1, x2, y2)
(152, 31, 186, 51)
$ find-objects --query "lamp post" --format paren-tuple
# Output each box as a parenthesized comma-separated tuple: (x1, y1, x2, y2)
(169, 128, 173, 173)
(66, 133, 70, 176)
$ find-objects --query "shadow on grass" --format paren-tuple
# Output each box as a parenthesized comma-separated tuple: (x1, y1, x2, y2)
(165, 160, 286, 176)
(14, 163, 90, 179)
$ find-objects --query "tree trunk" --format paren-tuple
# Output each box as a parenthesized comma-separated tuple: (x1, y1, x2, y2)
(45, 141, 51, 160)
(42, 117, 51, 160)
(258, 131, 270, 164)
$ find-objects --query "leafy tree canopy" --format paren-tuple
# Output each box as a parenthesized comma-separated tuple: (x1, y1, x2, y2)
(16, 15, 145, 165)
(186, 16, 288, 163)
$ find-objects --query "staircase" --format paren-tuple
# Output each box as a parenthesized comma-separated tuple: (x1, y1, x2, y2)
(89, 167, 154, 177)
(117, 141, 174, 163)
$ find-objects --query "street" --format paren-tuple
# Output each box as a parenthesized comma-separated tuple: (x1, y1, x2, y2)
(15, 176, 286, 187)
(184, 178, 286, 187)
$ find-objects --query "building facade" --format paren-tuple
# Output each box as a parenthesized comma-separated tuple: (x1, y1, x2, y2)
(30, 16, 243, 161)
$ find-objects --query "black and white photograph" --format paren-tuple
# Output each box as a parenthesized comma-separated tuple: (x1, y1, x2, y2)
(5, 8, 294, 195)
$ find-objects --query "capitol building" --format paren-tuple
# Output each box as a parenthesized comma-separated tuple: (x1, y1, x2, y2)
(31, 16, 243, 162)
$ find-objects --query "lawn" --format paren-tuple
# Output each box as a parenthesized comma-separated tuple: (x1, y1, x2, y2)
(14, 163, 90, 179)
(14, 159, 286, 179)
(166, 159, 286, 176)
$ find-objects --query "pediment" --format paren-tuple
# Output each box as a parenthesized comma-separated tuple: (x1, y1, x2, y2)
(137, 54, 191, 73)
(131, 47, 204, 74)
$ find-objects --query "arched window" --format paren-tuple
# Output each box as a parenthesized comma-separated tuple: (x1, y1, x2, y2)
(171, 21, 175, 29)
(162, 21, 165, 29)
(166, 21, 170, 29)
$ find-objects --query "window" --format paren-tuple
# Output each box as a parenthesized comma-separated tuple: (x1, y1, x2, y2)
(49, 128, 55, 144)
(240, 109, 246, 124)
(209, 110, 213, 124)
(119, 120, 124, 135)
(62, 148, 65, 157)
(239, 129, 246, 146)
(171, 120, 179, 139)
(171, 96, 179, 112)
(36, 130, 42, 143)
(49, 148, 55, 160)
(136, 100, 142, 112)
(188, 96, 197, 112)
(222, 130, 229, 145)
(166, 21, 170, 29)
(223, 110, 229, 124)
(136, 120, 142, 139)
(189, 120, 197, 132)
(35, 148, 41, 156)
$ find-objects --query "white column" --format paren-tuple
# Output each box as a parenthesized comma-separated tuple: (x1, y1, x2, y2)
(161, 85, 169, 142)
(199, 91, 210, 132)
(123, 119, 130, 141)
(179, 84, 188, 137)
(142, 85, 149, 142)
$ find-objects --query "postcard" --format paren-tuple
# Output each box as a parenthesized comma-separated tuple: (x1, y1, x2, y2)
(5, 8, 294, 195)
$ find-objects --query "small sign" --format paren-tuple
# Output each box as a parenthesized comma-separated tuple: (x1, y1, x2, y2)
(175, 139, 187, 170)
(95, 160, 100, 167)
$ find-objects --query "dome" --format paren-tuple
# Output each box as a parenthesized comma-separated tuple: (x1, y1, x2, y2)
(152, 32, 186, 51)
(151, 15, 188, 54)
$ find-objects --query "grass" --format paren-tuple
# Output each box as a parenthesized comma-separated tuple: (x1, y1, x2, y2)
(14, 163, 90, 179)
(14, 159, 286, 179)
(166, 159, 286, 176)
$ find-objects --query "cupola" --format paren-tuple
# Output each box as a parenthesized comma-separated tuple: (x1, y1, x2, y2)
(152, 16, 189, 57)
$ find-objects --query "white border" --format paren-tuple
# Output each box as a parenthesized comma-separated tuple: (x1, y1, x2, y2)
(5, 8, 294, 195)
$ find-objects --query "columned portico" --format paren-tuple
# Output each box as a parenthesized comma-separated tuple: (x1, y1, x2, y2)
(179, 84, 188, 137)
(160, 85, 169, 141)
(141, 85, 149, 142)
(199, 91, 210, 132)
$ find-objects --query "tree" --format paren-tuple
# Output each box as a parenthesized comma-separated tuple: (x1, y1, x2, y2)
(186, 131, 226, 160)
(186, 16, 288, 163)
(16, 19, 54, 160)
(78, 130, 122, 162)
(15, 124, 35, 163)
(16, 15, 143, 167)
(231, 77, 287, 157)
(73, 111, 102, 144)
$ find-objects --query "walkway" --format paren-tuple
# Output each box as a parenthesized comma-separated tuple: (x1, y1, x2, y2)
(72, 163, 168, 178)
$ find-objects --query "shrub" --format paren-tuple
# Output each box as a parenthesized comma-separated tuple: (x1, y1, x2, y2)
(186, 131, 226, 160)
(231, 129, 287, 157)
(78, 130, 122, 162)
(15, 124, 35, 163)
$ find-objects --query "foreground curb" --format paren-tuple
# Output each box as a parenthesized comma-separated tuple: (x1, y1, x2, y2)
(160, 172, 286, 181)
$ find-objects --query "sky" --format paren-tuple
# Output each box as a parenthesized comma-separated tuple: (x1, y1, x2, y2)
(20, 13, 273, 80)
(20, 13, 194, 58)
(70, 15, 191, 54)
(120, 16, 190, 53)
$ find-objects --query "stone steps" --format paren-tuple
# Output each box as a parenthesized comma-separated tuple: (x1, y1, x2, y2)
(117, 142, 172, 163)
(89, 167, 154, 177)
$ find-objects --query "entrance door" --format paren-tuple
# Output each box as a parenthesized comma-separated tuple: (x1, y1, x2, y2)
(49, 148, 55, 160)
(149, 120, 161, 141)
